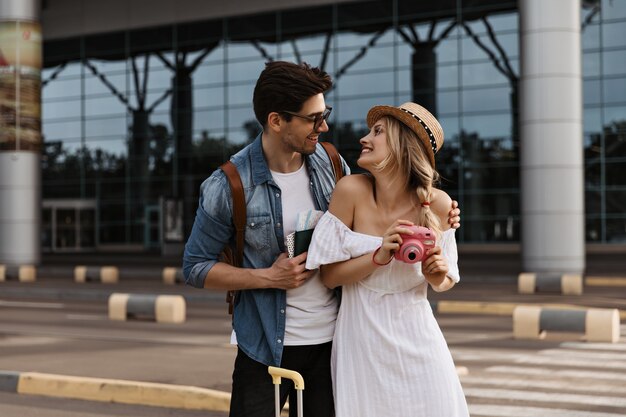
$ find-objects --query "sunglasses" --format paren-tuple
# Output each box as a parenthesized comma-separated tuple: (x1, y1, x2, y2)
(281, 106, 332, 131)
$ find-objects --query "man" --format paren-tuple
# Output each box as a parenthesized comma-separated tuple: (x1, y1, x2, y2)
(183, 61, 460, 417)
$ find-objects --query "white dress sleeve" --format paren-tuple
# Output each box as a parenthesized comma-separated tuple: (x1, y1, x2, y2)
(306, 212, 354, 270)
(441, 228, 461, 283)
(305, 211, 381, 270)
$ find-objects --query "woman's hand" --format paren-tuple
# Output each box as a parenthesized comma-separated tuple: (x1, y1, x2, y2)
(372, 219, 415, 265)
(421, 246, 449, 287)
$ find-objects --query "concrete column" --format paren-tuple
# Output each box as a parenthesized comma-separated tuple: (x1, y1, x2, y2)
(0, 0, 42, 265)
(519, 0, 584, 274)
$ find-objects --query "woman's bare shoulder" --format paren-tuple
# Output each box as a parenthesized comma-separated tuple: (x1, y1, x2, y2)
(329, 174, 372, 226)
(334, 173, 372, 197)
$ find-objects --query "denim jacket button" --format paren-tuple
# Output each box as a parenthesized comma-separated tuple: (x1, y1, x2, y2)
(280, 309, 285, 314)
(276, 223, 281, 228)
(275, 193, 280, 198)
(277, 339, 282, 344)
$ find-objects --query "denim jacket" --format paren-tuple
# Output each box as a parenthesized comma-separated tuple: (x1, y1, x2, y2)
(183, 134, 349, 366)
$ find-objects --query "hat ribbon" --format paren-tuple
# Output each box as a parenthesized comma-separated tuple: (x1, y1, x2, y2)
(400, 108, 438, 155)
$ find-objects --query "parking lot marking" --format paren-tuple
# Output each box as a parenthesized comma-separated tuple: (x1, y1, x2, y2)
(485, 366, 626, 382)
(0, 301, 65, 309)
(460, 375, 626, 395)
(464, 387, 626, 407)
(469, 404, 626, 417)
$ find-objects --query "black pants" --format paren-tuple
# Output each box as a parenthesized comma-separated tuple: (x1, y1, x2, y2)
(229, 342, 334, 417)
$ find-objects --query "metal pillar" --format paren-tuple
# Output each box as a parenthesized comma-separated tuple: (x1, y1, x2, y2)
(519, 0, 584, 274)
(0, 0, 42, 265)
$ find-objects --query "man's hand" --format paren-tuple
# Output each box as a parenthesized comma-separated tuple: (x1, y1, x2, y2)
(266, 252, 315, 289)
(448, 200, 460, 229)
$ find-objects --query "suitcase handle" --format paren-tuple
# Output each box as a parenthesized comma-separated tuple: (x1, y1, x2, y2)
(268, 366, 305, 417)
(268, 366, 305, 390)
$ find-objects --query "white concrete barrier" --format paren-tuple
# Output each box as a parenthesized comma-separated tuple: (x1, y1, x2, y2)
(108, 293, 186, 324)
(74, 266, 119, 283)
(162, 267, 184, 285)
(0, 265, 36, 282)
(518, 272, 583, 295)
(513, 305, 620, 343)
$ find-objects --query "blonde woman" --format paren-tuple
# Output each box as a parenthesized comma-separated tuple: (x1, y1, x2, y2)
(306, 102, 469, 417)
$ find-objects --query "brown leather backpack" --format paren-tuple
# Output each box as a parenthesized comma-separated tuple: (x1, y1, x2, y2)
(220, 141, 344, 314)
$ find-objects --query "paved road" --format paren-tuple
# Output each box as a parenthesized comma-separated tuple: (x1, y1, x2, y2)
(1, 279, 625, 416)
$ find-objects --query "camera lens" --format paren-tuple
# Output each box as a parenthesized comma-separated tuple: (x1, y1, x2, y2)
(408, 252, 416, 261)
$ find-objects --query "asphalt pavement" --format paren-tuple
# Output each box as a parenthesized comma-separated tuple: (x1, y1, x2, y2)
(1, 250, 625, 416)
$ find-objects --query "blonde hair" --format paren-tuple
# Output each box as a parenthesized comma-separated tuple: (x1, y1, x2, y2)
(373, 116, 442, 236)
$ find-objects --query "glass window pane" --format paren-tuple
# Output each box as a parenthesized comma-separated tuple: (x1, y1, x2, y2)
(194, 63, 225, 89)
(227, 42, 271, 61)
(227, 58, 266, 83)
(602, 21, 626, 48)
(42, 208, 52, 250)
(585, 215, 601, 242)
(194, 108, 226, 133)
(85, 96, 126, 117)
(606, 218, 626, 243)
(438, 91, 460, 115)
(435, 28, 460, 65)
(603, 78, 626, 104)
(42, 76, 81, 100)
(583, 52, 601, 77)
(84, 72, 126, 97)
(335, 40, 394, 73)
(227, 107, 257, 134)
(602, 50, 626, 76)
(602, 0, 626, 20)
(56, 209, 76, 249)
(582, 22, 600, 50)
(462, 87, 511, 113)
(337, 71, 394, 98)
(461, 61, 510, 87)
(603, 106, 626, 134)
(583, 79, 601, 105)
(437, 64, 459, 89)
(606, 160, 626, 185)
(227, 82, 255, 106)
(335, 97, 381, 125)
(43, 99, 82, 121)
(461, 217, 520, 242)
(43, 120, 81, 141)
(460, 32, 518, 62)
(79, 209, 96, 248)
(85, 116, 127, 140)
(462, 113, 512, 139)
(583, 107, 602, 134)
(606, 190, 626, 215)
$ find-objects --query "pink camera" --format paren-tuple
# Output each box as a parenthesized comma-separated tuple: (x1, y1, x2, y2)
(394, 226, 436, 264)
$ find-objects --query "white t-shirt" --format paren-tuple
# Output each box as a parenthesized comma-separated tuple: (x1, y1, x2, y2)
(270, 162, 338, 345)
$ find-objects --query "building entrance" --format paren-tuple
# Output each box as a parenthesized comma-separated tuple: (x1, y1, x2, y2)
(42, 200, 97, 252)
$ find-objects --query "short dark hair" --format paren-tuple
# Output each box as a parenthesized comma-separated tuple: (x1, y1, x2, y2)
(253, 61, 333, 128)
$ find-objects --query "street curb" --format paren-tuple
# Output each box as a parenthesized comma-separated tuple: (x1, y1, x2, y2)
(430, 300, 626, 320)
(585, 276, 626, 287)
(0, 370, 231, 412)
(0, 367, 470, 412)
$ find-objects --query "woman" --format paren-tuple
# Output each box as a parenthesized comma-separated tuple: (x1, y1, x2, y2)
(306, 102, 469, 417)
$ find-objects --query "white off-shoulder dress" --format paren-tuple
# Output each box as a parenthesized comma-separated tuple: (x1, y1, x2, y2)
(306, 212, 469, 417)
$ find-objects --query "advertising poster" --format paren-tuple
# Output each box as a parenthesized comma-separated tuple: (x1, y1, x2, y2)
(0, 21, 42, 151)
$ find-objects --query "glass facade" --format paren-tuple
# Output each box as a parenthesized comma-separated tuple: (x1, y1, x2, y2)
(39, 0, 626, 250)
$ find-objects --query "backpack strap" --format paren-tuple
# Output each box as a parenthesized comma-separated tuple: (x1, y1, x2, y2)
(320, 141, 344, 183)
(220, 160, 245, 314)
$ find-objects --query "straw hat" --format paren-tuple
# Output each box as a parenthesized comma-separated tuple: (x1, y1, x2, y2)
(366, 102, 444, 167)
